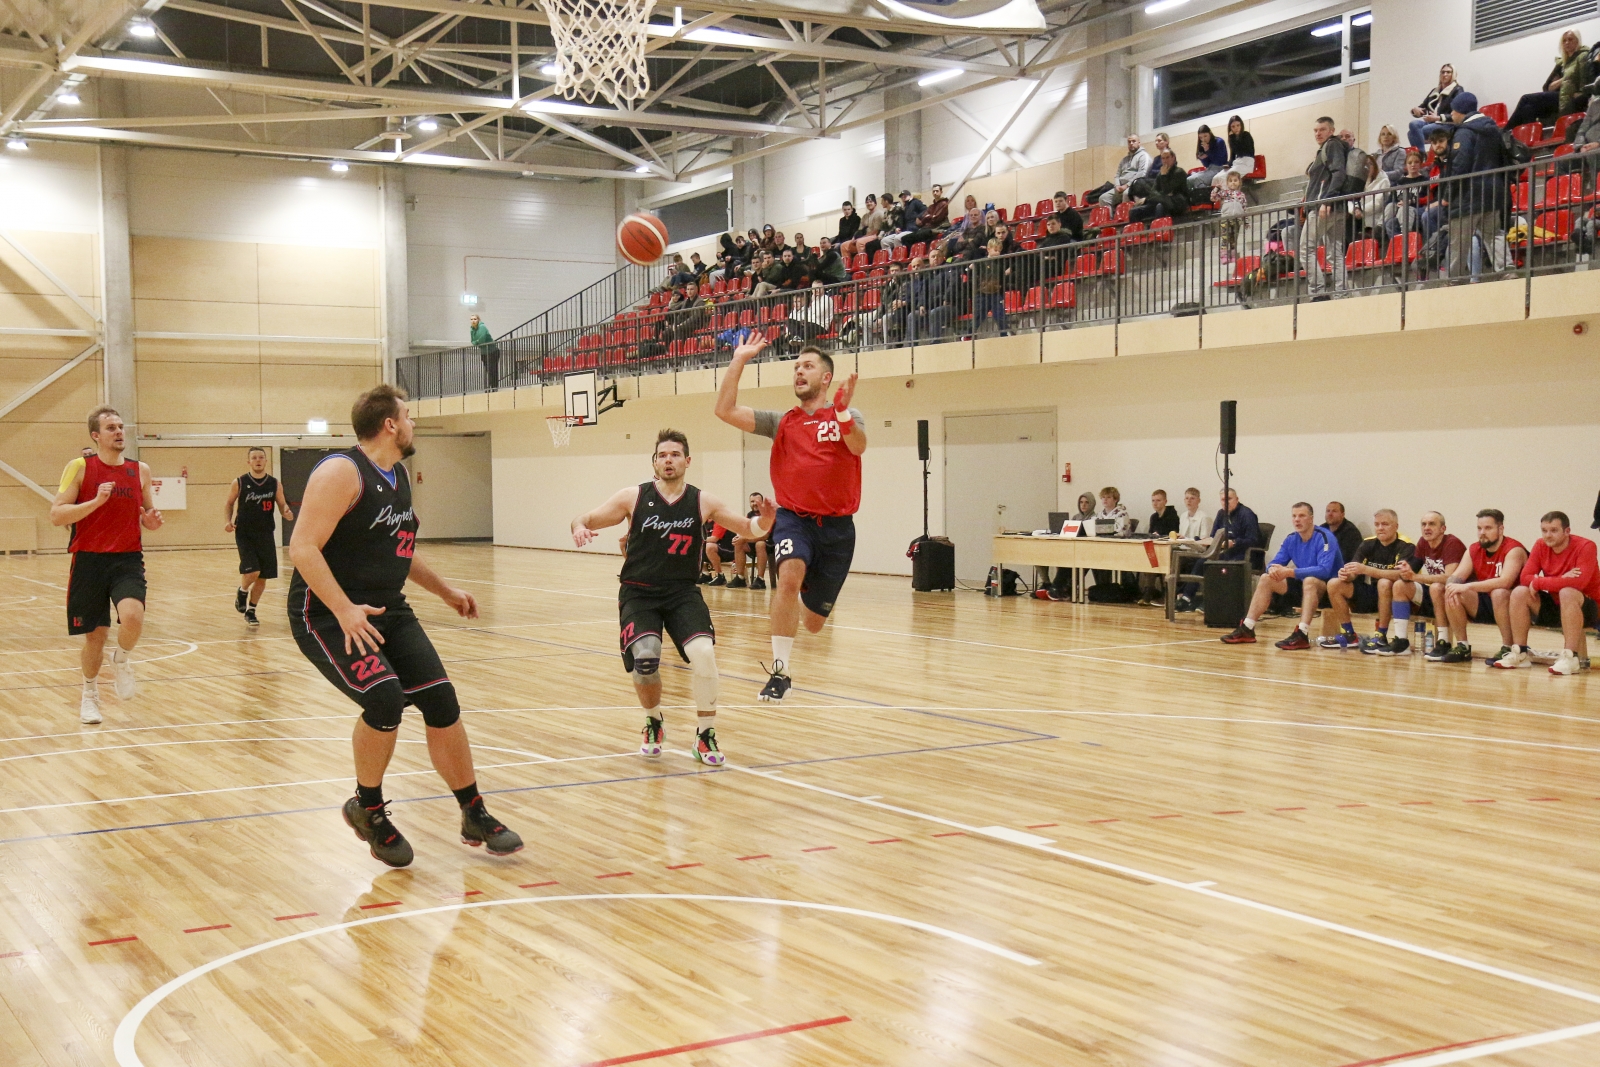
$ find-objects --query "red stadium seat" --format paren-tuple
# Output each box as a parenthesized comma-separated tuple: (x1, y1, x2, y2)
(1244, 155, 1267, 181)
(851, 253, 868, 270)
(909, 242, 928, 258)
(1045, 280, 1076, 309)
(1012, 203, 1033, 220)
(1112, 202, 1131, 224)
(1087, 204, 1111, 228)
(1212, 255, 1260, 290)
(1099, 249, 1125, 275)
(891, 245, 909, 262)
(1071, 253, 1098, 279)
(872, 249, 890, 265)
(1481, 102, 1508, 127)
(1148, 217, 1174, 243)
(1036, 197, 1057, 216)
(1511, 122, 1543, 149)
(995, 207, 1008, 222)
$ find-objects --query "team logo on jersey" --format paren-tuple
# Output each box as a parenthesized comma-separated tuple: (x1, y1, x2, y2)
(369, 503, 414, 532)
(641, 513, 695, 532)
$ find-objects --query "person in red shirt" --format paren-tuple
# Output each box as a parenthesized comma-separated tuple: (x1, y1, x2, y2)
(49, 406, 164, 725)
(1494, 511, 1599, 674)
(714, 332, 866, 702)
(1436, 509, 1527, 664)
(1386, 511, 1467, 656)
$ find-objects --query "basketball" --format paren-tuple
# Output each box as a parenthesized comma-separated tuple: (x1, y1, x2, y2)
(617, 212, 669, 265)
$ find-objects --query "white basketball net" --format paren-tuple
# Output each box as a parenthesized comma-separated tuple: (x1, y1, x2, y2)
(547, 415, 581, 448)
(543, 0, 655, 104)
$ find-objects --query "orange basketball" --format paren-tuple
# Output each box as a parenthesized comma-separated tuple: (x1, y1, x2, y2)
(617, 212, 669, 265)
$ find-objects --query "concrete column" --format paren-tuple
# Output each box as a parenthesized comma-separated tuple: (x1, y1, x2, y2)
(97, 146, 136, 457)
(883, 87, 923, 194)
(1084, 18, 1135, 147)
(730, 139, 765, 233)
(380, 168, 408, 383)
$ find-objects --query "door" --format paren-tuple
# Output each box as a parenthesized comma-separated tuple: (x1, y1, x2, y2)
(944, 410, 1057, 582)
(279, 447, 345, 546)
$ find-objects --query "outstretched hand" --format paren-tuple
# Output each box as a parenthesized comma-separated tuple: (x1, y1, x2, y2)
(572, 522, 597, 548)
(733, 330, 768, 363)
(832, 371, 859, 415)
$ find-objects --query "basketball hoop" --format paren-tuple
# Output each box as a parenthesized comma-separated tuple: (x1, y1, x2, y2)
(541, 0, 655, 105)
(547, 415, 583, 448)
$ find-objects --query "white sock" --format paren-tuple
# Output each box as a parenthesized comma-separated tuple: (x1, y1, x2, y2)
(697, 714, 716, 735)
(83, 676, 97, 691)
(771, 636, 794, 673)
(1242, 618, 1255, 630)
(112, 647, 128, 662)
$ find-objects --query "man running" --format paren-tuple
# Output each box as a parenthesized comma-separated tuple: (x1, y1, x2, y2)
(289, 384, 521, 868)
(714, 334, 866, 701)
(571, 429, 774, 766)
(224, 446, 293, 627)
(50, 407, 163, 724)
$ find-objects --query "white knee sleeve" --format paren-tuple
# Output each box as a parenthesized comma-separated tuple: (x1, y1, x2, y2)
(684, 636, 718, 714)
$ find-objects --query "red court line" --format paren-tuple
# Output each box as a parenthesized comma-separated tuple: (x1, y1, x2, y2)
(867, 838, 902, 844)
(1087, 818, 1120, 824)
(572, 1014, 851, 1067)
(520, 881, 559, 888)
(1213, 810, 1245, 815)
(801, 846, 837, 852)
(274, 913, 318, 921)
(1150, 814, 1183, 819)
(1025, 823, 1058, 829)
(1400, 801, 1433, 806)
(931, 832, 966, 838)
(1529, 797, 1562, 802)
(88, 936, 138, 946)
(442, 890, 484, 900)
(183, 924, 231, 933)
(359, 901, 402, 910)
(0, 950, 25, 959)
(666, 863, 703, 870)
(1465, 799, 1496, 803)
(1337, 804, 1369, 809)
(1274, 807, 1306, 812)
(736, 854, 771, 861)
(1334, 1032, 1518, 1067)
(596, 871, 633, 879)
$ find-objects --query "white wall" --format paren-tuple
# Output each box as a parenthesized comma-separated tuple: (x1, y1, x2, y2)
(1370, 1, 1600, 130)
(411, 433, 494, 540)
(762, 112, 887, 228)
(921, 65, 1090, 187)
(0, 141, 102, 232)
(404, 169, 619, 347)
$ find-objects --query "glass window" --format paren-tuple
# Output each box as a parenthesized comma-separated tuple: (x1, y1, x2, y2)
(1349, 11, 1372, 76)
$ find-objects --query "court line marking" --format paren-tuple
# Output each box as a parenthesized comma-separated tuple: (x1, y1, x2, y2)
(0, 595, 38, 606)
(573, 1014, 851, 1067)
(0, 736, 554, 767)
(715, 758, 1600, 1009)
(7, 574, 66, 590)
(1362, 1021, 1600, 1066)
(0, 640, 198, 677)
(112, 893, 1039, 1067)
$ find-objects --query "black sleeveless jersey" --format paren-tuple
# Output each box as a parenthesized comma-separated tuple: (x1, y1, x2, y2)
(235, 474, 278, 535)
(289, 448, 417, 612)
(619, 481, 703, 587)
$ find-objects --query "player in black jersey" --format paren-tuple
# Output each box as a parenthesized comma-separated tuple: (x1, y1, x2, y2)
(571, 428, 774, 766)
(224, 447, 293, 627)
(289, 385, 522, 868)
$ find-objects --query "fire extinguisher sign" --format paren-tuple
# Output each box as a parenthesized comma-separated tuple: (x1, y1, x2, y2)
(1062, 462, 1071, 483)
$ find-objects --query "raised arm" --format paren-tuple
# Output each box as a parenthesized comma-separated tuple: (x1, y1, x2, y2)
(702, 491, 775, 540)
(713, 334, 768, 433)
(223, 477, 240, 531)
(572, 485, 640, 547)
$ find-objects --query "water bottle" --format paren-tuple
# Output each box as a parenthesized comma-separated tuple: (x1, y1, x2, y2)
(1424, 620, 1437, 654)
(1413, 618, 1426, 654)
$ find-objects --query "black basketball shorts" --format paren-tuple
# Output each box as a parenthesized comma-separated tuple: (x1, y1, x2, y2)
(291, 596, 450, 715)
(770, 509, 856, 618)
(235, 528, 279, 579)
(618, 582, 714, 672)
(66, 551, 146, 635)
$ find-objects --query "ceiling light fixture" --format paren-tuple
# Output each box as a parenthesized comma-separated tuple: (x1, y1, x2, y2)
(1143, 0, 1190, 14)
(540, 62, 561, 76)
(128, 19, 158, 38)
(58, 90, 81, 106)
(1310, 22, 1342, 37)
(916, 68, 962, 88)
(416, 117, 438, 132)
(330, 161, 349, 173)
(1351, 12, 1372, 26)
(5, 138, 27, 151)
(634, 164, 652, 173)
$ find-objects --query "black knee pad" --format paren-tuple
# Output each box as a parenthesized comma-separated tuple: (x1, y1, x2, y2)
(359, 686, 406, 732)
(412, 682, 461, 729)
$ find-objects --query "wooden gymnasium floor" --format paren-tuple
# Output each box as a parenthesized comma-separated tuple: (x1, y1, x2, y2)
(2, 543, 1599, 1067)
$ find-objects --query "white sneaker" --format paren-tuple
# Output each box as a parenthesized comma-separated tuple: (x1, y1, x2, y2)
(79, 682, 102, 725)
(1486, 646, 1529, 669)
(111, 648, 136, 700)
(1549, 651, 1591, 676)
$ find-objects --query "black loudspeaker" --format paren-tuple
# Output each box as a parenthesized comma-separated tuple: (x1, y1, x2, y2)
(1220, 400, 1237, 455)
(917, 419, 930, 462)
(909, 535, 955, 591)
(1203, 560, 1251, 628)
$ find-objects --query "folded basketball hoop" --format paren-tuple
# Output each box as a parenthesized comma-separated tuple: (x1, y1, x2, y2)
(547, 415, 583, 448)
(542, 0, 654, 104)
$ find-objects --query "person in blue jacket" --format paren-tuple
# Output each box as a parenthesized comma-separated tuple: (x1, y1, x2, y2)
(1209, 487, 1260, 561)
(1222, 501, 1344, 649)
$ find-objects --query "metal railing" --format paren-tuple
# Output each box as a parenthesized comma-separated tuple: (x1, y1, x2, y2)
(398, 155, 1595, 399)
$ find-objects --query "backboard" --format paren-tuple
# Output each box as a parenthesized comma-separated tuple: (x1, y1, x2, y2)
(563, 370, 598, 426)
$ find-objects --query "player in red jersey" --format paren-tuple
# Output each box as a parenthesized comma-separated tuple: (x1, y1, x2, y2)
(1494, 510, 1600, 674)
(1434, 509, 1526, 664)
(714, 334, 866, 701)
(49, 406, 164, 724)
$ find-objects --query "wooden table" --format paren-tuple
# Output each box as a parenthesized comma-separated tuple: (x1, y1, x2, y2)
(991, 534, 1207, 620)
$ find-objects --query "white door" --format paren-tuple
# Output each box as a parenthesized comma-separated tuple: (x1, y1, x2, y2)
(944, 410, 1057, 582)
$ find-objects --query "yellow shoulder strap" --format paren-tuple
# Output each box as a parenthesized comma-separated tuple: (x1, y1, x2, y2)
(58, 456, 86, 495)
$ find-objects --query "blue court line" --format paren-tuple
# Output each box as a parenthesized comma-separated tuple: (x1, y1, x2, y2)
(0, 735, 1049, 847)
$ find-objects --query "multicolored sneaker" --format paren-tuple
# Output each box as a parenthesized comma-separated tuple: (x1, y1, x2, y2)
(1375, 636, 1411, 657)
(1439, 643, 1474, 664)
(1359, 633, 1389, 654)
(640, 717, 663, 758)
(694, 727, 725, 767)
(234, 587, 248, 614)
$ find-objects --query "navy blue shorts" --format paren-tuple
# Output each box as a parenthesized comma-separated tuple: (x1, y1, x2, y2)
(770, 508, 855, 618)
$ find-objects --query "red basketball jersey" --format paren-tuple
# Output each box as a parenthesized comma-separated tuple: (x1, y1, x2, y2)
(769, 404, 861, 517)
(68, 454, 143, 553)
(1470, 536, 1525, 583)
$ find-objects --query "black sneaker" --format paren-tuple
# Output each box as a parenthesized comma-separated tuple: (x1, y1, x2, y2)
(1220, 623, 1256, 644)
(709, 574, 727, 587)
(758, 663, 791, 702)
(1376, 636, 1411, 657)
(1440, 642, 1473, 664)
(460, 798, 524, 855)
(245, 606, 259, 627)
(1423, 640, 1451, 662)
(750, 576, 767, 590)
(727, 575, 747, 588)
(234, 588, 248, 614)
(342, 796, 414, 868)
(698, 572, 713, 584)
(1274, 629, 1310, 650)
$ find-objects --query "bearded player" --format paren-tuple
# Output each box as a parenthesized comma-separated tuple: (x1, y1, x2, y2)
(572, 429, 774, 765)
(714, 334, 865, 701)
(50, 406, 164, 724)
(224, 446, 293, 627)
(289, 384, 521, 868)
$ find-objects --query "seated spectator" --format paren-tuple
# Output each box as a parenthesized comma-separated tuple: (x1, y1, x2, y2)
(1178, 487, 1207, 538)
(1037, 214, 1076, 276)
(1137, 490, 1182, 605)
(1088, 134, 1151, 207)
(1494, 511, 1599, 673)
(1376, 125, 1406, 184)
(730, 492, 770, 589)
(1351, 153, 1391, 238)
(1321, 501, 1363, 562)
(1325, 508, 1410, 650)
(815, 237, 847, 284)
(664, 279, 711, 343)
(909, 247, 958, 341)
(1575, 82, 1600, 151)
(1219, 114, 1256, 185)
(1051, 190, 1084, 241)
(921, 184, 951, 231)
(752, 250, 788, 297)
(1339, 129, 1371, 194)
(1189, 124, 1228, 190)
(792, 235, 817, 279)
(882, 189, 927, 250)
(1221, 502, 1344, 649)
(1128, 148, 1189, 224)
(1214, 170, 1248, 263)
(759, 223, 779, 253)
(1434, 509, 1528, 664)
(783, 280, 833, 350)
(991, 220, 1019, 257)
(1380, 511, 1467, 656)
(881, 261, 911, 343)
(1095, 486, 1132, 535)
(835, 201, 861, 246)
(1208, 488, 1260, 561)
(1144, 132, 1171, 177)
(1507, 30, 1591, 130)
(1409, 64, 1465, 149)
(972, 238, 1008, 334)
(701, 519, 735, 585)
(857, 194, 886, 259)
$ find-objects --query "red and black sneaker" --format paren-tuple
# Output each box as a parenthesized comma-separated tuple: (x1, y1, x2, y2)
(1220, 623, 1257, 644)
(342, 796, 414, 868)
(1274, 629, 1311, 650)
(460, 797, 524, 855)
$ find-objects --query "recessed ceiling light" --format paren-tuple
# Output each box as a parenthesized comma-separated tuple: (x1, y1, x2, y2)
(128, 19, 157, 38)
(330, 161, 349, 173)
(5, 138, 27, 151)
(634, 164, 651, 173)
(416, 117, 438, 132)
(916, 68, 962, 88)
(58, 91, 81, 105)
(1310, 22, 1342, 37)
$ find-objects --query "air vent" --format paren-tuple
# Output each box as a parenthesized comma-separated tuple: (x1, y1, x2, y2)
(1473, 0, 1598, 47)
